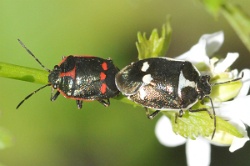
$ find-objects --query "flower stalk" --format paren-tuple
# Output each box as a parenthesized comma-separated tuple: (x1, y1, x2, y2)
(0, 62, 48, 85)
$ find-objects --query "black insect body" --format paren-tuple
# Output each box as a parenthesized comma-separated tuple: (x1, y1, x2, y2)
(115, 57, 217, 137)
(16, 40, 119, 109)
(116, 57, 212, 111)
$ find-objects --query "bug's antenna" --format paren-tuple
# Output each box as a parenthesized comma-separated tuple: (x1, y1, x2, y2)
(211, 72, 244, 86)
(18, 39, 51, 72)
(206, 96, 216, 139)
(207, 73, 244, 139)
(16, 84, 51, 109)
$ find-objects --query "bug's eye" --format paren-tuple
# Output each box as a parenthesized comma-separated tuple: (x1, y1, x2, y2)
(53, 84, 58, 89)
(53, 65, 60, 71)
(205, 75, 210, 82)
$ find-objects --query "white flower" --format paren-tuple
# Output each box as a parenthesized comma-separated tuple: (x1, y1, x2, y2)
(216, 69, 250, 126)
(155, 31, 250, 166)
(211, 69, 250, 152)
(155, 116, 211, 166)
(176, 31, 224, 66)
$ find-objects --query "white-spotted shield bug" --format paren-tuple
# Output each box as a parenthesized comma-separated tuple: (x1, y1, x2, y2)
(115, 57, 243, 138)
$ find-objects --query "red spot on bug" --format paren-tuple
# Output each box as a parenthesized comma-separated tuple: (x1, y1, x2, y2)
(100, 72, 106, 80)
(58, 56, 68, 66)
(100, 83, 107, 94)
(102, 62, 108, 70)
(60, 66, 76, 79)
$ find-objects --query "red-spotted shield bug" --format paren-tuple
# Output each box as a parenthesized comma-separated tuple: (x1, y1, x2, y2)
(16, 39, 119, 109)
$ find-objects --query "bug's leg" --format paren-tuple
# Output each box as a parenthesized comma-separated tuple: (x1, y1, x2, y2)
(51, 91, 60, 101)
(76, 100, 83, 109)
(98, 99, 110, 107)
(145, 108, 160, 119)
(189, 108, 213, 119)
(175, 109, 184, 123)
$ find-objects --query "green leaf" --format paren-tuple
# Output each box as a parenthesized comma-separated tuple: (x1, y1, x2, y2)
(164, 111, 214, 139)
(163, 108, 243, 140)
(210, 79, 243, 102)
(136, 17, 172, 60)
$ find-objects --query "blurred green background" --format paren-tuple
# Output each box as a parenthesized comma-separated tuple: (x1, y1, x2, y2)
(0, 0, 250, 166)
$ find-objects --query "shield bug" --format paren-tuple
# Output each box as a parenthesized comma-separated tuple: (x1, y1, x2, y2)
(16, 39, 119, 109)
(115, 57, 242, 138)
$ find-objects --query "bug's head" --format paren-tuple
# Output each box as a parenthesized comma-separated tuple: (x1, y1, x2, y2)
(197, 75, 211, 99)
(48, 65, 61, 89)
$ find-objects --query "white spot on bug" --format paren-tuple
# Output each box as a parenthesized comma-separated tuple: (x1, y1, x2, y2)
(139, 87, 147, 100)
(76, 77, 82, 85)
(166, 84, 174, 93)
(178, 71, 196, 97)
(142, 74, 153, 85)
(141, 62, 150, 72)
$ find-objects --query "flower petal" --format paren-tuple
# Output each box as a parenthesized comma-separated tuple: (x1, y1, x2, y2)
(175, 38, 209, 65)
(230, 135, 249, 152)
(217, 95, 250, 126)
(236, 69, 250, 97)
(228, 119, 249, 152)
(228, 69, 239, 79)
(200, 31, 224, 56)
(155, 116, 186, 147)
(186, 138, 211, 166)
(213, 53, 239, 74)
(176, 31, 224, 66)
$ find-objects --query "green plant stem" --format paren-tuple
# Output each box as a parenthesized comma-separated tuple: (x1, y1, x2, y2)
(221, 3, 250, 53)
(200, 0, 250, 53)
(0, 62, 48, 85)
